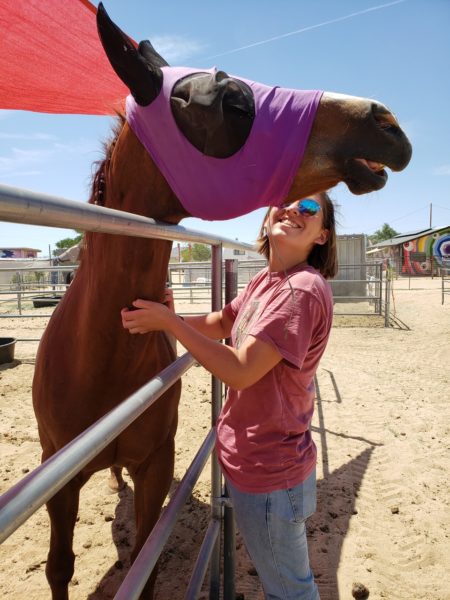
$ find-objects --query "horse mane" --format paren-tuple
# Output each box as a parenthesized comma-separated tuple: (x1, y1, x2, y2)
(77, 113, 125, 265)
(78, 110, 185, 272)
(90, 112, 125, 208)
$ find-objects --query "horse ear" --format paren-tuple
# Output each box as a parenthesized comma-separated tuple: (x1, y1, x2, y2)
(138, 40, 169, 69)
(96, 2, 164, 106)
(171, 70, 255, 157)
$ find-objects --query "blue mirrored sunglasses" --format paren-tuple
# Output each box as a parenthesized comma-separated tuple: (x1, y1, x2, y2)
(296, 198, 321, 217)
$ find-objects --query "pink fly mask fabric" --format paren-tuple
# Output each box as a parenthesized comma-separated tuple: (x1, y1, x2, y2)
(126, 66, 323, 221)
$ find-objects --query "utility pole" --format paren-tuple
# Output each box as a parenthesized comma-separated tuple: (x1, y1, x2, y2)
(429, 203, 433, 229)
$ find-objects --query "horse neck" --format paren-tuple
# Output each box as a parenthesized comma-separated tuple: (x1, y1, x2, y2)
(80, 122, 187, 305)
(82, 234, 172, 303)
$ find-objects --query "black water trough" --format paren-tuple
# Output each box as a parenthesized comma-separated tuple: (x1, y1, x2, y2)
(32, 294, 64, 308)
(0, 337, 16, 365)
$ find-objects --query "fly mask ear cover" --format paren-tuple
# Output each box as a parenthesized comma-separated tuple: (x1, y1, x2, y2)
(126, 66, 323, 220)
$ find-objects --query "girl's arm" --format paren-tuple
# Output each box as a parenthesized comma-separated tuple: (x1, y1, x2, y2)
(163, 288, 233, 340)
(121, 299, 282, 390)
(181, 310, 234, 340)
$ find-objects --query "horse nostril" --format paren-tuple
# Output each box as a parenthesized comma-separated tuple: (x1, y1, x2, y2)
(370, 102, 412, 169)
(372, 103, 400, 133)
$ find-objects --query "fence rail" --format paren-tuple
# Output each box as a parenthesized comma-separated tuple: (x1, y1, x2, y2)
(0, 183, 252, 250)
(0, 352, 195, 543)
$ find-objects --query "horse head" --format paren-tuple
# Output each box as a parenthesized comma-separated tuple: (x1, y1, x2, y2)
(97, 3, 411, 221)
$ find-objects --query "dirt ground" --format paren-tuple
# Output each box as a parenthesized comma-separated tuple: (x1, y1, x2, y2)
(0, 277, 449, 599)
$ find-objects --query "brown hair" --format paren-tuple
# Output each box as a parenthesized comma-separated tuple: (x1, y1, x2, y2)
(255, 191, 338, 279)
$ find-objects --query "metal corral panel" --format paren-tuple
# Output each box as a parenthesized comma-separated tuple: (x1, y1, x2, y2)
(0, 258, 52, 286)
(332, 235, 368, 298)
(337, 234, 367, 268)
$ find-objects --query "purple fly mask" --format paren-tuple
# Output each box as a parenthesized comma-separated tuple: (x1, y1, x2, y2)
(126, 67, 323, 220)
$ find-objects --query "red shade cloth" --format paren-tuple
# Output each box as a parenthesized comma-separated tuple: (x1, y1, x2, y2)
(0, 0, 129, 115)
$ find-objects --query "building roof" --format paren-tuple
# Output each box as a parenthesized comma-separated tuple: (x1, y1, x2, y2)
(366, 247, 384, 255)
(0, 247, 41, 251)
(374, 225, 449, 248)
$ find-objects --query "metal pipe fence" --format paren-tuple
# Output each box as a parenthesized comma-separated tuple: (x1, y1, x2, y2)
(223, 260, 238, 600)
(209, 244, 224, 598)
(0, 183, 248, 598)
(175, 261, 388, 319)
(0, 265, 74, 320)
(114, 429, 216, 600)
(0, 183, 252, 249)
(0, 352, 195, 543)
(1, 260, 389, 336)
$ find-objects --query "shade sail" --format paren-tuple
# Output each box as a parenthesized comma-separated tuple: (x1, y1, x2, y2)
(0, 0, 129, 115)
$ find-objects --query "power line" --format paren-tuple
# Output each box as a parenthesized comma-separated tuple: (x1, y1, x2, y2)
(202, 0, 408, 60)
(433, 204, 450, 213)
(389, 205, 428, 224)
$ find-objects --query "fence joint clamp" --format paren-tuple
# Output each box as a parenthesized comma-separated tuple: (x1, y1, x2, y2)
(212, 495, 233, 510)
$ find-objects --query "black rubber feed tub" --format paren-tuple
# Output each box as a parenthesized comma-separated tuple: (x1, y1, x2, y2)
(0, 337, 16, 364)
(32, 294, 63, 308)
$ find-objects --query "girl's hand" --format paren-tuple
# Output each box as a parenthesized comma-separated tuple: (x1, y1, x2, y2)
(121, 299, 173, 334)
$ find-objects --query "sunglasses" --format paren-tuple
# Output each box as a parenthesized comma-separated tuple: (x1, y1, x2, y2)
(295, 198, 322, 217)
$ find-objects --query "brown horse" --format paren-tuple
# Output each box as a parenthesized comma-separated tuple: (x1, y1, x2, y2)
(32, 4, 411, 599)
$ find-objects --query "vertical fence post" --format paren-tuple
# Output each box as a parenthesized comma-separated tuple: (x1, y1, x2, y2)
(384, 273, 391, 327)
(209, 244, 223, 599)
(442, 269, 444, 305)
(16, 270, 23, 315)
(377, 263, 382, 315)
(442, 267, 450, 305)
(223, 259, 238, 600)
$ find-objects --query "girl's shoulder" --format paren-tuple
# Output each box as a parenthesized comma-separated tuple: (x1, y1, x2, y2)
(285, 267, 333, 314)
(286, 265, 329, 292)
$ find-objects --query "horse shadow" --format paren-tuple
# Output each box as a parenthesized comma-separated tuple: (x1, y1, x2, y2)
(84, 483, 135, 599)
(86, 475, 211, 599)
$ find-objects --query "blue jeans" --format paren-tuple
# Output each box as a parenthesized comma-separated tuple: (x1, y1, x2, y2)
(226, 470, 320, 600)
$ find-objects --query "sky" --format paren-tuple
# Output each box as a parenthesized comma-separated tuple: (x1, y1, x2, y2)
(0, 0, 449, 257)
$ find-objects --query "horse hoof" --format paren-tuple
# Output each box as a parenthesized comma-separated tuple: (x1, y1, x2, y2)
(107, 477, 126, 493)
(107, 467, 126, 493)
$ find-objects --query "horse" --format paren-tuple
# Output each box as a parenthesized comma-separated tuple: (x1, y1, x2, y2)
(31, 4, 412, 599)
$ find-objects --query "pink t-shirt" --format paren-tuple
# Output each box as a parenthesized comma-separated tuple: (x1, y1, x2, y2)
(216, 264, 333, 493)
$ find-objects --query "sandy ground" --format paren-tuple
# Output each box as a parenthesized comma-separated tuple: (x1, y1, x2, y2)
(0, 277, 449, 599)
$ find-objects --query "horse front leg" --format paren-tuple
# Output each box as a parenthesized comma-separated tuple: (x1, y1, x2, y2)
(45, 474, 84, 600)
(129, 436, 176, 600)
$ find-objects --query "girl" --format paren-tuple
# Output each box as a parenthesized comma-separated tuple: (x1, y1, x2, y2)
(122, 192, 337, 599)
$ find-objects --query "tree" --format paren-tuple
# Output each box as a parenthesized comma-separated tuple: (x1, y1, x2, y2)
(53, 233, 83, 256)
(180, 243, 211, 262)
(368, 223, 399, 245)
(192, 243, 211, 261)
